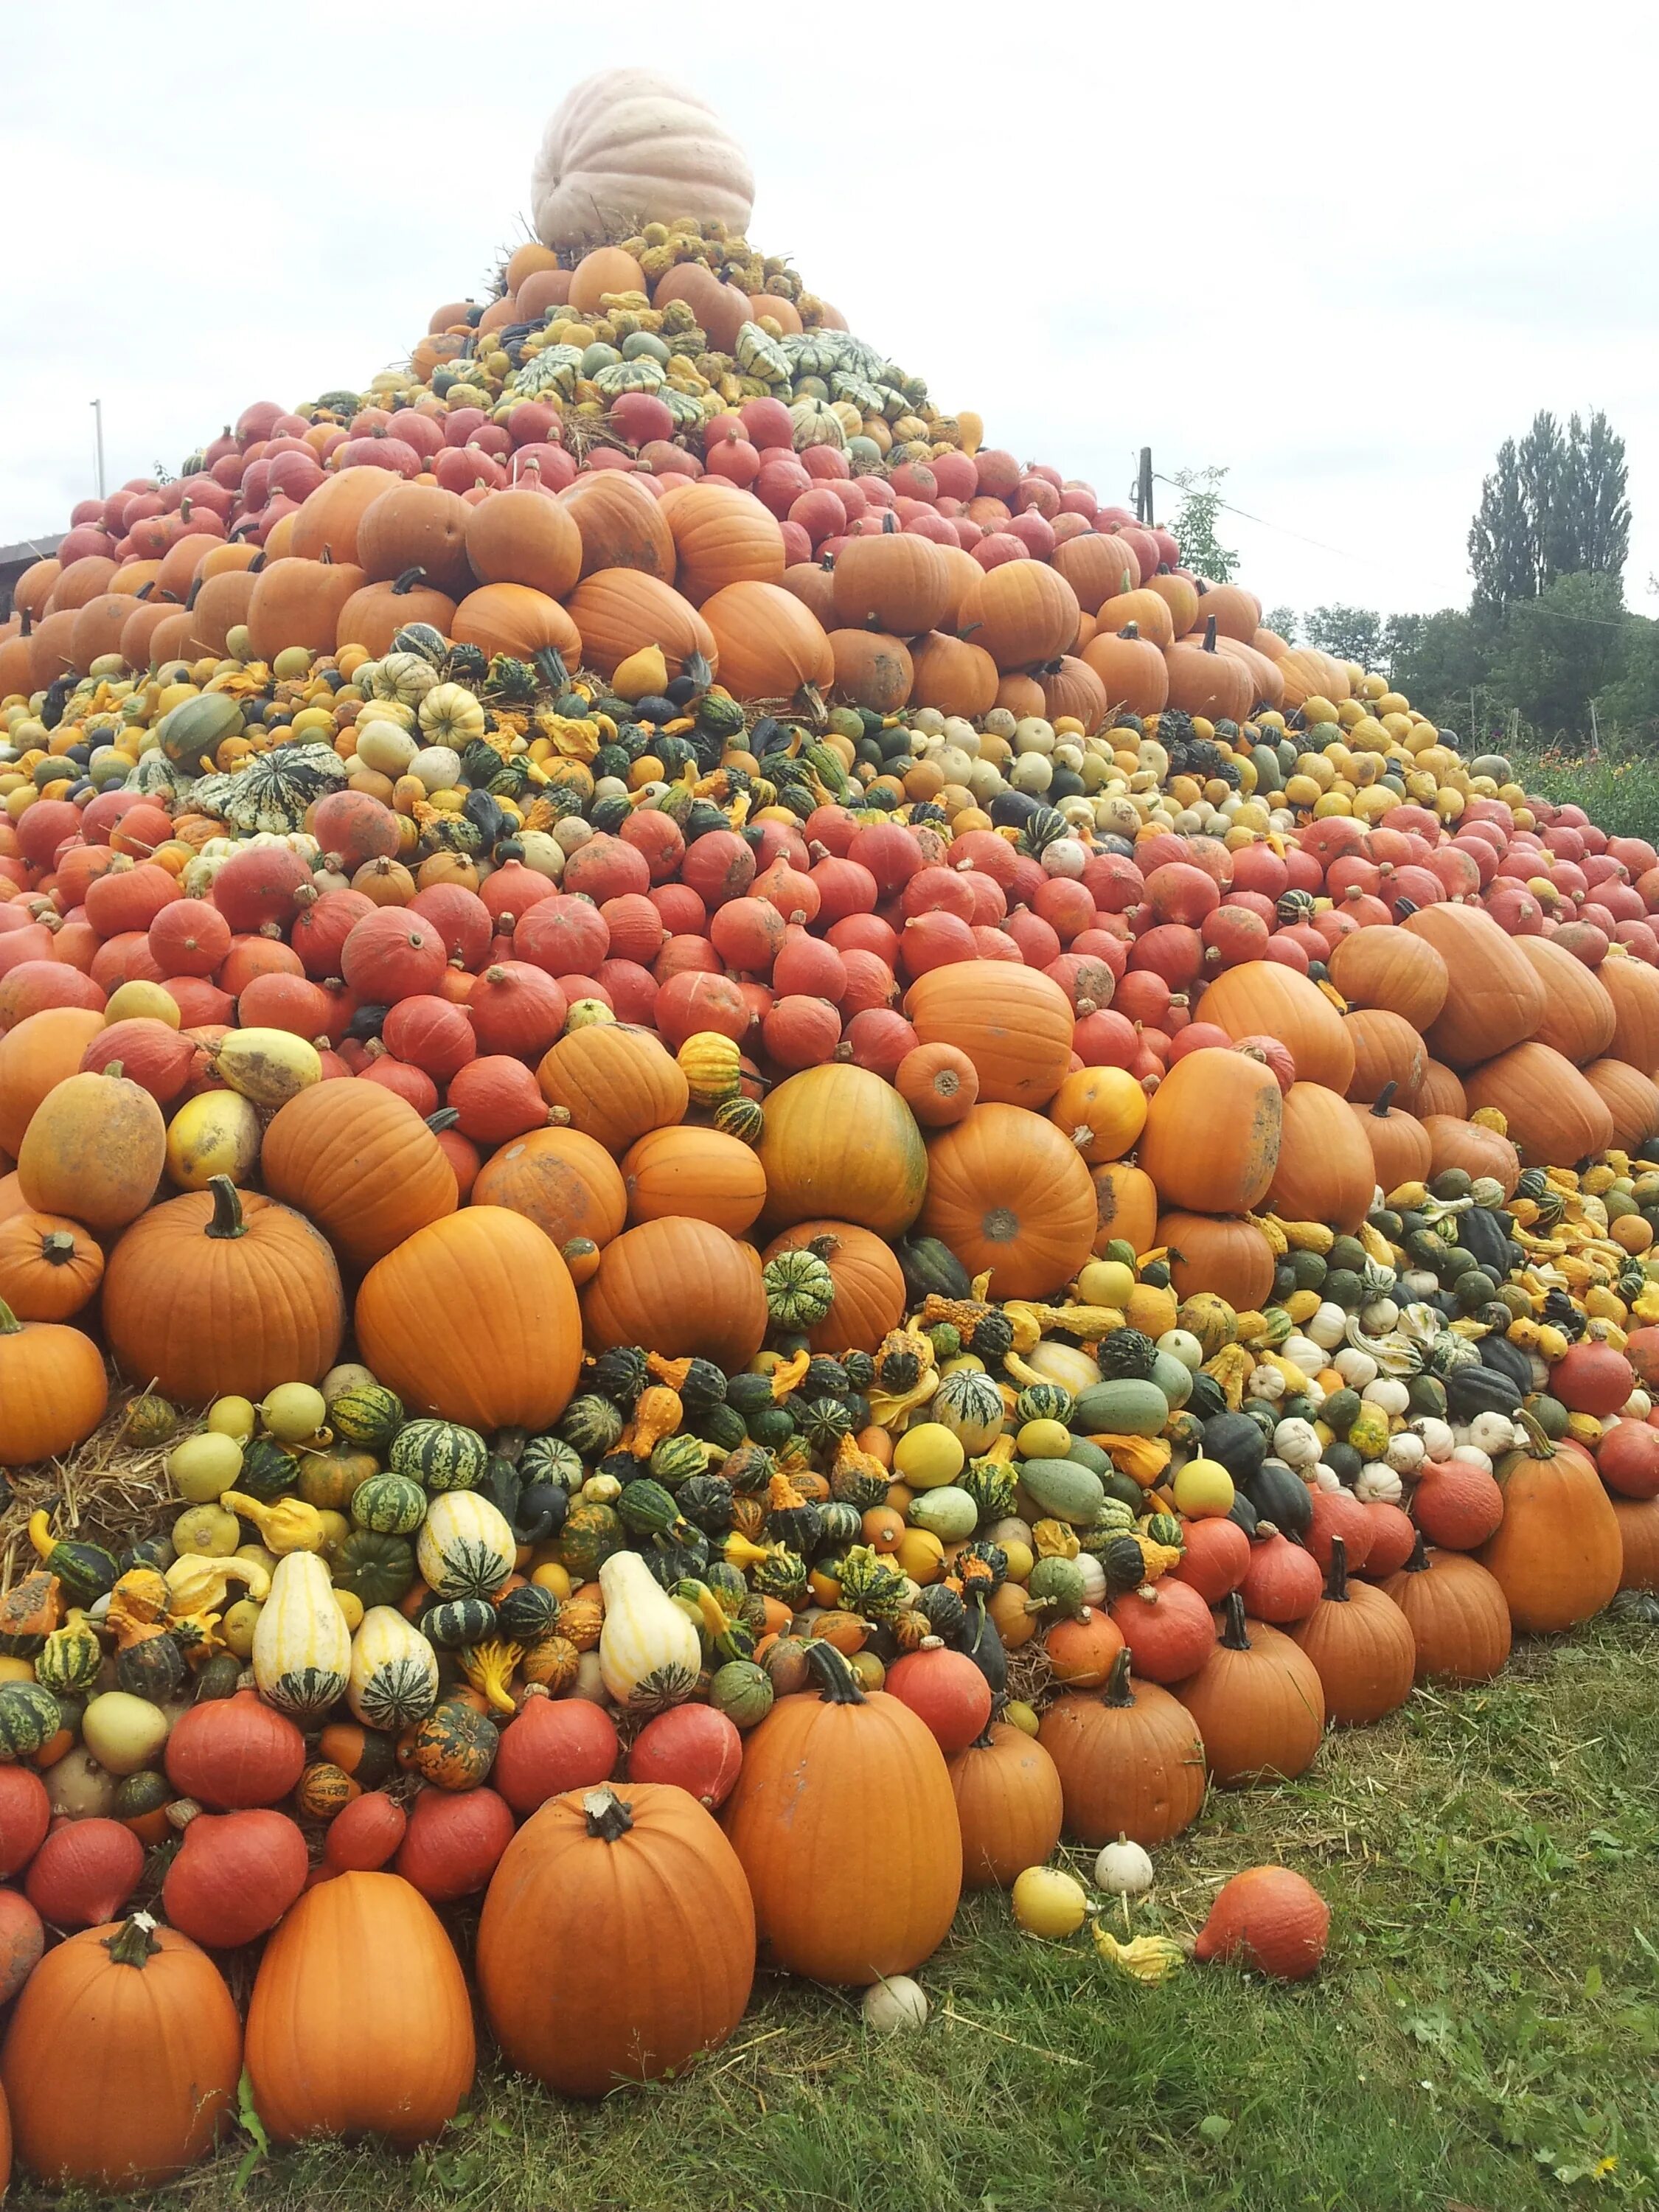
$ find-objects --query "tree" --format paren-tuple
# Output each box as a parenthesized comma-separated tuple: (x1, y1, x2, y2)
(1169, 466, 1238, 585)
(1469, 409, 1629, 616)
(1263, 605, 1298, 645)
(1305, 605, 1383, 669)
(1491, 571, 1629, 742)
(1593, 613, 1659, 747)
(1383, 610, 1497, 739)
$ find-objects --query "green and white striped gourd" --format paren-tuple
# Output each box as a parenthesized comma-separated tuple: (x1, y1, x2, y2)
(417, 1491, 516, 1601)
(252, 1551, 350, 1720)
(390, 1419, 488, 1492)
(597, 1551, 702, 1713)
(932, 1368, 1006, 1455)
(347, 1606, 440, 1731)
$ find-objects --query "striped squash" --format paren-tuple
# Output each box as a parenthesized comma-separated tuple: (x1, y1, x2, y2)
(347, 1606, 440, 1731)
(253, 1552, 352, 1720)
(390, 1419, 489, 1492)
(416, 1492, 516, 1601)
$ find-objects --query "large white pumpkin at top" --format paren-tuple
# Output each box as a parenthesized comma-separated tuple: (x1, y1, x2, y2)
(531, 70, 755, 251)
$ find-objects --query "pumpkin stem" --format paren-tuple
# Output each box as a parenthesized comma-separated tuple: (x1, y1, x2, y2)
(1220, 1591, 1253, 1651)
(1102, 1646, 1135, 1708)
(1512, 1408, 1554, 1461)
(204, 1175, 248, 1242)
(1201, 614, 1218, 655)
(392, 568, 430, 596)
(426, 1107, 462, 1133)
(1372, 1081, 1398, 1119)
(1119, 621, 1141, 640)
(968, 1725, 998, 1750)
(804, 1637, 866, 1705)
(582, 1786, 636, 1841)
(103, 1911, 162, 1969)
(1404, 1528, 1429, 1573)
(1325, 1534, 1350, 1604)
(38, 1231, 80, 1267)
(0, 1298, 22, 1338)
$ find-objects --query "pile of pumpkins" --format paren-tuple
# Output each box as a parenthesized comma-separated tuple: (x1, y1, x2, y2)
(2, 167, 1659, 2206)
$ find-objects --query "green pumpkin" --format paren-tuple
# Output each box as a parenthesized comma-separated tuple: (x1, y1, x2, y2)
(836, 1545, 905, 1620)
(752, 1547, 808, 1603)
(194, 1653, 243, 1703)
(1028, 1556, 1088, 1618)
(618, 1478, 684, 1540)
(114, 1632, 187, 1702)
(558, 1500, 623, 1578)
(961, 1458, 1018, 1523)
(159, 691, 242, 772)
(678, 1475, 735, 1534)
(408, 1700, 498, 1792)
(421, 1597, 499, 1649)
(1014, 1383, 1075, 1428)
(650, 1433, 711, 1487)
(745, 1405, 795, 1449)
(1099, 1533, 1150, 1594)
(329, 1384, 406, 1451)
(560, 1394, 625, 1458)
(390, 1419, 488, 1492)
(713, 1096, 764, 1146)
(591, 1346, 650, 1408)
(519, 1434, 585, 1488)
(725, 1373, 777, 1417)
(762, 1249, 835, 1329)
(332, 1530, 417, 1609)
(818, 1500, 863, 1547)
(35, 1620, 102, 1696)
(709, 1658, 773, 1728)
(350, 1472, 428, 1537)
(236, 1436, 302, 1503)
(0, 1681, 63, 1761)
(932, 1368, 1006, 1454)
(691, 1400, 748, 1452)
(1139, 1512, 1184, 1551)
(793, 1397, 854, 1455)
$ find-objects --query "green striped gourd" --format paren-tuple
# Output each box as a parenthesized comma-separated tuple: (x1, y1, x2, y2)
(932, 1368, 1006, 1454)
(349, 1472, 428, 1537)
(251, 1552, 350, 1720)
(347, 1606, 440, 1731)
(417, 1491, 516, 1601)
(0, 1681, 63, 1760)
(390, 1418, 488, 1492)
(328, 1382, 405, 1451)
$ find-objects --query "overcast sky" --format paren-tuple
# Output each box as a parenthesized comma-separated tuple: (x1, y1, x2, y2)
(4, 2, 1656, 625)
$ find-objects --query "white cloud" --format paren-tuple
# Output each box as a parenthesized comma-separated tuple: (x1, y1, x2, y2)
(4, 0, 1655, 625)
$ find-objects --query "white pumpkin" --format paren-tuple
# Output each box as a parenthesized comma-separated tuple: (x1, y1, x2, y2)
(532, 70, 754, 249)
(862, 1975, 929, 2033)
(1095, 1837, 1154, 1896)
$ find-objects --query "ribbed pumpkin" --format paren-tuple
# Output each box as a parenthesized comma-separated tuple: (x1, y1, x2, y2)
(1341, 1008, 1425, 1105)
(1594, 953, 1659, 1073)
(1175, 1595, 1325, 1785)
(479, 1782, 754, 2095)
(1582, 1057, 1659, 1155)
(621, 1125, 767, 1236)
(759, 1221, 907, 1354)
(1381, 1535, 1512, 1684)
(1136, 1048, 1282, 1215)
(563, 570, 717, 682)
(1462, 1043, 1614, 1169)
(1197, 961, 1355, 1093)
(244, 1871, 473, 2146)
(908, 631, 998, 718)
(246, 558, 366, 660)
(260, 1080, 458, 1270)
(955, 563, 1080, 672)
(449, 583, 582, 664)
(464, 487, 582, 599)
(0, 1009, 105, 1158)
(1477, 1425, 1622, 1633)
(17, 1067, 165, 1231)
(470, 1126, 628, 1252)
(0, 1914, 241, 2191)
(700, 580, 833, 700)
(1328, 924, 1451, 1030)
(1290, 1538, 1415, 1725)
(1163, 620, 1253, 721)
(560, 471, 677, 582)
(1349, 1090, 1432, 1192)
(757, 1062, 927, 1237)
(665, 482, 787, 605)
(581, 1217, 767, 1372)
(906, 964, 1074, 1108)
(356, 1207, 582, 1429)
(1155, 1211, 1276, 1310)
(947, 1724, 1064, 1891)
(920, 1105, 1096, 1298)
(1514, 936, 1617, 1065)
(1047, 1065, 1147, 1164)
(1422, 1113, 1521, 1199)
(0, 1210, 103, 1321)
(103, 1177, 344, 1402)
(538, 1023, 689, 1154)
(1081, 624, 1169, 717)
(355, 483, 473, 595)
(1403, 905, 1545, 1069)
(1090, 1161, 1159, 1258)
(828, 630, 914, 714)
(721, 1643, 961, 1986)
(1265, 1082, 1377, 1234)
(1037, 1649, 1206, 1847)
(1612, 1496, 1659, 1592)
(831, 529, 950, 634)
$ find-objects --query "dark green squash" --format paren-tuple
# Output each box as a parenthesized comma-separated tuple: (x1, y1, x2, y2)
(421, 1597, 499, 1648)
(114, 1632, 187, 1702)
(495, 1583, 559, 1641)
(1202, 1411, 1268, 1481)
(332, 1530, 417, 1608)
(894, 1234, 972, 1304)
(1444, 1365, 1523, 1422)
(350, 1472, 428, 1536)
(1243, 1459, 1313, 1538)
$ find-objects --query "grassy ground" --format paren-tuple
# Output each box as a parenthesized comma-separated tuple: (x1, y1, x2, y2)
(1507, 742, 1659, 845)
(27, 1621, 1659, 2212)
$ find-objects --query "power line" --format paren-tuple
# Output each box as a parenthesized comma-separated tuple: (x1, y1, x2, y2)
(1151, 472, 1361, 563)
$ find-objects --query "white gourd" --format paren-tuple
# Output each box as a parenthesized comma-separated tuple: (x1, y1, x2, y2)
(598, 1551, 702, 1711)
(347, 1605, 440, 1731)
(253, 1551, 350, 1719)
(532, 70, 755, 251)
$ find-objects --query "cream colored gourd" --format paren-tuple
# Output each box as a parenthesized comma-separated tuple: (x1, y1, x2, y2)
(253, 1551, 350, 1719)
(210, 1029, 321, 1108)
(531, 69, 755, 248)
(597, 1550, 703, 1711)
(347, 1605, 441, 1731)
(415, 1491, 516, 1601)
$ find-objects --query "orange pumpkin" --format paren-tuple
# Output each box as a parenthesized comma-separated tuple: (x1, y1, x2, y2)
(1402, 905, 1545, 1069)
(955, 562, 1080, 673)
(463, 487, 582, 599)
(449, 584, 582, 664)
(621, 1125, 767, 1236)
(906, 964, 1074, 1109)
(1462, 1042, 1615, 1169)
(757, 1062, 927, 1238)
(1037, 1649, 1207, 1847)
(246, 557, 366, 661)
(1198, 961, 1355, 1092)
(355, 482, 473, 596)
(908, 631, 999, 718)
(1514, 936, 1616, 1065)
(700, 580, 833, 701)
(1136, 1048, 1282, 1216)
(831, 529, 951, 635)
(1597, 953, 1659, 1072)
(1090, 1161, 1159, 1257)
(563, 570, 717, 682)
(470, 1126, 628, 1251)
(356, 1206, 582, 1429)
(260, 1080, 458, 1270)
(947, 1724, 1064, 1891)
(1162, 619, 1253, 722)
(1341, 1007, 1425, 1104)
(560, 472, 676, 582)
(1265, 1082, 1377, 1234)
(1349, 1090, 1432, 1192)
(291, 468, 397, 563)
(1048, 1065, 1149, 1164)
(1326, 921, 1450, 1030)
(1582, 1057, 1659, 1155)
(16, 1066, 165, 1231)
(1478, 1427, 1621, 1632)
(919, 1105, 1096, 1298)
(1155, 1211, 1276, 1309)
(0, 1007, 105, 1158)
(1422, 1113, 1521, 1197)
(538, 1023, 689, 1155)
(828, 630, 914, 715)
(1081, 624, 1169, 718)
(0, 1210, 103, 1321)
(581, 1216, 767, 1371)
(665, 481, 787, 606)
(758, 1221, 907, 1354)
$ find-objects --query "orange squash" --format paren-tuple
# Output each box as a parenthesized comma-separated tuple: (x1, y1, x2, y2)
(1265, 1082, 1377, 1233)
(954, 563, 1079, 672)
(1155, 1211, 1276, 1310)
(537, 1023, 689, 1155)
(621, 1125, 767, 1236)
(700, 580, 834, 701)
(906, 964, 1074, 1109)
(759, 1221, 907, 1354)
(919, 1105, 1096, 1298)
(1462, 1042, 1615, 1169)
(1514, 936, 1617, 1065)
(1583, 1058, 1659, 1155)
(581, 1216, 768, 1372)
(1403, 905, 1545, 1069)
(260, 1080, 458, 1270)
(1341, 1008, 1425, 1105)
(1090, 1161, 1160, 1257)
(757, 1062, 927, 1239)
(1326, 923, 1450, 1031)
(947, 1724, 1064, 1891)
(1197, 961, 1355, 1093)
(470, 1126, 627, 1251)
(1477, 1424, 1622, 1632)
(16, 1067, 165, 1231)
(1136, 1048, 1281, 1216)
(1598, 953, 1659, 1072)
(665, 481, 787, 606)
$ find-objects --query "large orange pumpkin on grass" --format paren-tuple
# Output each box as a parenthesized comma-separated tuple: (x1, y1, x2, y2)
(920, 1105, 1096, 1297)
(1477, 1424, 1621, 1632)
(356, 1206, 582, 1429)
(722, 1642, 961, 1985)
(479, 1781, 754, 2095)
(947, 1724, 1064, 1891)
(581, 1215, 767, 1371)
(245, 1871, 473, 2146)
(757, 1062, 926, 1238)
(1038, 1649, 1206, 1847)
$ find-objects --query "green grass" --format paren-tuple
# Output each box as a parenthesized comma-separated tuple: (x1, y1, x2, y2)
(25, 1621, 1659, 2212)
(1507, 742, 1659, 845)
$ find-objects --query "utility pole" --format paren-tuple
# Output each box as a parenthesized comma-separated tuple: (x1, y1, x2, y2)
(1135, 448, 1153, 527)
(90, 399, 105, 499)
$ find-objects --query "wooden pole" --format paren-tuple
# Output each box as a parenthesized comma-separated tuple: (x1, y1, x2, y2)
(1136, 448, 1154, 527)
